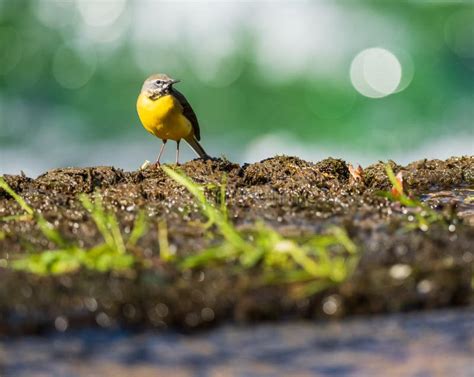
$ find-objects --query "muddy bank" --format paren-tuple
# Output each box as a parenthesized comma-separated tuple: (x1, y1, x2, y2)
(0, 156, 473, 334)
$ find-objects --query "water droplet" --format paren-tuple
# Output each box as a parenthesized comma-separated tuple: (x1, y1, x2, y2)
(96, 312, 111, 328)
(54, 316, 68, 332)
(322, 295, 341, 315)
(201, 307, 215, 322)
(84, 297, 98, 312)
(389, 264, 412, 280)
(417, 280, 433, 294)
(155, 303, 169, 318)
(462, 252, 473, 263)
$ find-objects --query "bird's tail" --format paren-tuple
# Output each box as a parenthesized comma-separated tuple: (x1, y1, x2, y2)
(185, 135, 210, 159)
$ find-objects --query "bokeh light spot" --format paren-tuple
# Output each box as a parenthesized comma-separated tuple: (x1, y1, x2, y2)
(76, 0, 126, 27)
(187, 31, 243, 88)
(54, 316, 69, 332)
(193, 54, 243, 88)
(52, 45, 96, 89)
(34, 0, 76, 30)
(350, 47, 402, 98)
(393, 49, 414, 93)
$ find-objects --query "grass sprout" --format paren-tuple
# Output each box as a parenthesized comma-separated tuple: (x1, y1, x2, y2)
(158, 220, 174, 262)
(1, 176, 68, 247)
(2, 168, 359, 294)
(80, 194, 126, 254)
(381, 165, 445, 230)
(0, 177, 34, 216)
(127, 210, 148, 247)
(162, 166, 359, 290)
(0, 177, 145, 275)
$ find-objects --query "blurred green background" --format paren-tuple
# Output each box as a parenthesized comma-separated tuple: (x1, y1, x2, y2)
(0, 0, 473, 176)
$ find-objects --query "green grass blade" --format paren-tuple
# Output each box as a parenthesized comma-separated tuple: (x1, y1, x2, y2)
(162, 166, 207, 205)
(385, 164, 403, 196)
(0, 176, 34, 216)
(107, 212, 126, 254)
(158, 220, 174, 261)
(329, 227, 357, 254)
(127, 210, 148, 247)
(80, 194, 116, 249)
(37, 216, 68, 247)
(220, 174, 228, 219)
(0, 214, 32, 222)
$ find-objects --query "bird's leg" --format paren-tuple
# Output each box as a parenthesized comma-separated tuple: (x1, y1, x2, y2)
(175, 140, 181, 165)
(155, 140, 167, 166)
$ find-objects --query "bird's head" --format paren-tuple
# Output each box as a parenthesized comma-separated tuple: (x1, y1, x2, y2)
(141, 73, 180, 99)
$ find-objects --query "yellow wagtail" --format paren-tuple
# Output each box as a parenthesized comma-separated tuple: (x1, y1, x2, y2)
(136, 73, 210, 165)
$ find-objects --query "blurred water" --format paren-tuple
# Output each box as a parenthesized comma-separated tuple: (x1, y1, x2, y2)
(1, 309, 473, 377)
(1, 132, 473, 177)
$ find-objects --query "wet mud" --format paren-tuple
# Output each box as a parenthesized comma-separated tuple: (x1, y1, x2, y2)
(0, 156, 473, 334)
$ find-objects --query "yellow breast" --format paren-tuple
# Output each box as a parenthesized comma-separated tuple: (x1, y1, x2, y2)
(136, 93, 193, 141)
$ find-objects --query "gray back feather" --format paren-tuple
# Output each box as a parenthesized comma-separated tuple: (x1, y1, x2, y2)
(171, 88, 201, 141)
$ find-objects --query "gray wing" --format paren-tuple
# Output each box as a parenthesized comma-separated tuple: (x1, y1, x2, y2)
(171, 88, 201, 140)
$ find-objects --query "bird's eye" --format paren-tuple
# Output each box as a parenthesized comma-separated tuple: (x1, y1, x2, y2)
(155, 80, 161, 85)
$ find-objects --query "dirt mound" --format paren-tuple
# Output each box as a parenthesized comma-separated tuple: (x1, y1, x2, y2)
(0, 156, 473, 334)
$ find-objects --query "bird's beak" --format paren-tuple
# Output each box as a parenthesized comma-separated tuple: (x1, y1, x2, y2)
(170, 79, 181, 85)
